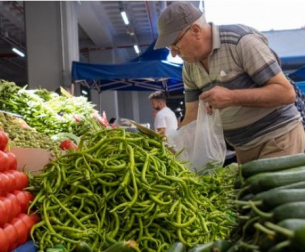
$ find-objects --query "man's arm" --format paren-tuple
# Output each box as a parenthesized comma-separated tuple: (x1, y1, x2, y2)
(200, 72, 296, 109)
(178, 100, 199, 129)
(156, 127, 166, 136)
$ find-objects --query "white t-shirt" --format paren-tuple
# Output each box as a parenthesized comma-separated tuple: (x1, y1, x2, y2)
(154, 107, 178, 136)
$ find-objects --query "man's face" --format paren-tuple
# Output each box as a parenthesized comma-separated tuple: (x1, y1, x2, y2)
(151, 99, 161, 111)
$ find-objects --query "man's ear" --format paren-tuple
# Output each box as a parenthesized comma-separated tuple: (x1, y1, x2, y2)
(190, 24, 202, 39)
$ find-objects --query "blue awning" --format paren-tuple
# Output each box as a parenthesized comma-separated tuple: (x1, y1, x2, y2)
(72, 41, 183, 92)
(289, 65, 305, 82)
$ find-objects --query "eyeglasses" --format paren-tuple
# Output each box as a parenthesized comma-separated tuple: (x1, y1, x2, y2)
(167, 26, 191, 51)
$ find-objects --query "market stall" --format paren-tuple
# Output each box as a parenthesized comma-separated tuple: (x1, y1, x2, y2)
(289, 65, 305, 93)
(2, 79, 305, 251)
(71, 41, 183, 93)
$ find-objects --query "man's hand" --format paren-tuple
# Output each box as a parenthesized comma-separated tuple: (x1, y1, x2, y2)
(199, 86, 233, 109)
(199, 72, 296, 108)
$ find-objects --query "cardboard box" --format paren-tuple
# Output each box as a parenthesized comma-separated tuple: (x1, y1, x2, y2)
(10, 148, 55, 175)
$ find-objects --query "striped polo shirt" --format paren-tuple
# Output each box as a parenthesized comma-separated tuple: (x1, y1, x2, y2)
(183, 23, 301, 148)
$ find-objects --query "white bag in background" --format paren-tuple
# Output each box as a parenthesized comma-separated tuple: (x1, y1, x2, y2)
(191, 101, 227, 174)
(167, 120, 196, 165)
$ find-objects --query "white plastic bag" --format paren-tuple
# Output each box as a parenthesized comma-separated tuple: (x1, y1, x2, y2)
(167, 101, 226, 174)
(167, 120, 196, 163)
(191, 101, 227, 174)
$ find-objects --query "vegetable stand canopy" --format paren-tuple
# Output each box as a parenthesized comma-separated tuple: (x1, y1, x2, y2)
(72, 41, 183, 92)
(289, 65, 305, 82)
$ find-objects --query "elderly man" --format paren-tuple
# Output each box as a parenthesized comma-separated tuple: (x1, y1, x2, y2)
(154, 2, 304, 164)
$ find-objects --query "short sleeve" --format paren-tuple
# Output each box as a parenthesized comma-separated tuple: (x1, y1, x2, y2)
(236, 34, 282, 85)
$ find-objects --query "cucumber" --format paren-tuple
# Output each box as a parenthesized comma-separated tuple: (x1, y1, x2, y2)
(102, 241, 138, 252)
(273, 202, 305, 222)
(75, 241, 92, 252)
(277, 219, 305, 230)
(276, 219, 305, 243)
(265, 220, 305, 252)
(167, 242, 186, 252)
(267, 245, 289, 252)
(253, 189, 305, 211)
(212, 240, 233, 251)
(241, 153, 305, 178)
(233, 177, 243, 189)
(253, 181, 305, 200)
(258, 235, 276, 251)
(291, 225, 305, 251)
(245, 166, 305, 186)
(240, 193, 255, 201)
(188, 242, 214, 252)
(187, 240, 232, 252)
(249, 169, 305, 194)
(262, 219, 305, 250)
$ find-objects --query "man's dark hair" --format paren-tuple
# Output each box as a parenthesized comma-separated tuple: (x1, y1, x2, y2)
(148, 91, 166, 101)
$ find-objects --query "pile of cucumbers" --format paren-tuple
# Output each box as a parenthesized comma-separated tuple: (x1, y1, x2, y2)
(230, 153, 305, 251)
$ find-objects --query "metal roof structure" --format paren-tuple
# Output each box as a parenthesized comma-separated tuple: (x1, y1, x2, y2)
(0, 1, 304, 85)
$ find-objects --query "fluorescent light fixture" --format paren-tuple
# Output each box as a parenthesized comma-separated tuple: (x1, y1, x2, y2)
(121, 11, 129, 25)
(134, 45, 140, 54)
(12, 47, 25, 57)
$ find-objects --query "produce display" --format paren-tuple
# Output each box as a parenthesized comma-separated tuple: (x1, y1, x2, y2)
(230, 153, 305, 251)
(0, 80, 104, 137)
(0, 112, 60, 150)
(0, 129, 39, 251)
(26, 128, 237, 251)
(7, 78, 305, 251)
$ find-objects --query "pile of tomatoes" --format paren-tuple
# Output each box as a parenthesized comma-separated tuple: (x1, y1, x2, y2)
(0, 130, 39, 252)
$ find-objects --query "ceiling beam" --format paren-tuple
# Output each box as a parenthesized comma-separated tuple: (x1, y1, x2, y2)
(77, 2, 113, 46)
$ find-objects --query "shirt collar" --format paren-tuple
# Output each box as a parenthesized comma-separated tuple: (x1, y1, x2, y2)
(210, 22, 221, 51)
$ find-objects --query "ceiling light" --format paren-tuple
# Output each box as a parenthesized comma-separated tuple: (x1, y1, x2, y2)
(134, 45, 140, 54)
(121, 11, 129, 25)
(12, 47, 25, 57)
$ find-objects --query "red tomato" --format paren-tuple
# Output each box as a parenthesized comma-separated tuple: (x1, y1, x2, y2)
(18, 214, 36, 232)
(73, 114, 81, 122)
(5, 193, 21, 220)
(0, 131, 9, 152)
(6, 152, 17, 170)
(3, 223, 18, 251)
(0, 196, 13, 223)
(3, 171, 16, 193)
(13, 190, 31, 213)
(59, 139, 78, 150)
(0, 151, 9, 172)
(0, 177, 2, 196)
(0, 200, 8, 228)
(29, 212, 40, 224)
(6, 170, 29, 190)
(0, 173, 10, 195)
(24, 191, 34, 203)
(0, 228, 9, 252)
(10, 217, 28, 246)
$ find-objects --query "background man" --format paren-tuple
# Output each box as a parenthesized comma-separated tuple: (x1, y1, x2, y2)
(148, 91, 178, 136)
